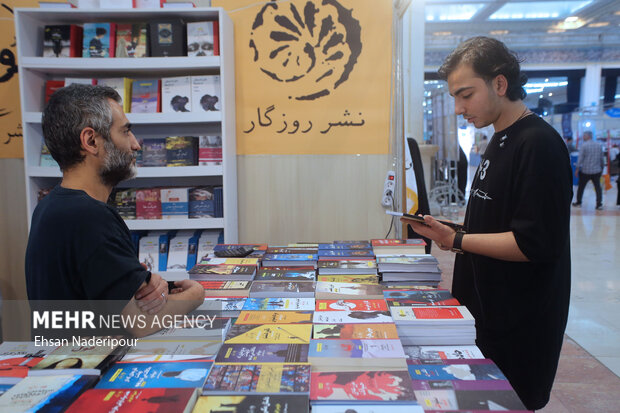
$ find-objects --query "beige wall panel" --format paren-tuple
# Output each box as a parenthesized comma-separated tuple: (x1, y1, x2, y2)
(237, 155, 394, 244)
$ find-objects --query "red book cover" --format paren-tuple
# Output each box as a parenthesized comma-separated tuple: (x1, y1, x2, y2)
(70, 25, 83, 57)
(413, 307, 464, 319)
(310, 370, 416, 402)
(108, 23, 117, 58)
(66, 388, 198, 412)
(135, 188, 162, 219)
(316, 299, 388, 312)
(0, 356, 44, 378)
(213, 20, 220, 56)
(45, 80, 65, 103)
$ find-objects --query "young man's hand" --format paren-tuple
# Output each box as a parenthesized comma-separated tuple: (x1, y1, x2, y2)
(135, 272, 168, 314)
(401, 214, 456, 251)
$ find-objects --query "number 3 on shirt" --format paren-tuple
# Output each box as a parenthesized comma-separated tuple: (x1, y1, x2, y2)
(478, 159, 490, 180)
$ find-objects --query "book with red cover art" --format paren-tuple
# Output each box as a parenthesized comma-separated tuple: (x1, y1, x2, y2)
(45, 80, 65, 103)
(315, 299, 388, 312)
(313, 323, 399, 340)
(135, 188, 161, 219)
(310, 370, 416, 402)
(390, 306, 475, 324)
(66, 388, 198, 413)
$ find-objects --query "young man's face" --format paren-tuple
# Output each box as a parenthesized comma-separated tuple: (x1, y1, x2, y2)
(99, 99, 140, 187)
(447, 63, 502, 129)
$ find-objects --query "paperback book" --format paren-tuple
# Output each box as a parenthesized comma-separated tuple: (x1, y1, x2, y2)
(96, 360, 213, 389)
(235, 310, 314, 324)
(313, 323, 400, 340)
(310, 370, 417, 403)
(224, 324, 312, 344)
(215, 343, 309, 364)
(309, 339, 407, 370)
(384, 289, 460, 306)
(66, 388, 199, 413)
(313, 311, 394, 324)
(203, 363, 311, 394)
(315, 299, 388, 312)
(242, 297, 316, 311)
(315, 282, 383, 300)
(193, 394, 309, 413)
(249, 281, 315, 298)
(255, 267, 316, 281)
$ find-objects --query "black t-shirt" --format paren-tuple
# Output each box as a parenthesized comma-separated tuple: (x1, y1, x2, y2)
(26, 186, 147, 301)
(453, 114, 572, 410)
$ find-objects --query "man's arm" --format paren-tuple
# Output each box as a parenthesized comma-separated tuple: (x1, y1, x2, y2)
(121, 278, 204, 338)
(402, 215, 529, 262)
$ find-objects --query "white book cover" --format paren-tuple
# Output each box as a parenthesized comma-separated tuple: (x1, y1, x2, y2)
(121, 340, 222, 362)
(198, 135, 222, 165)
(139, 235, 160, 272)
(187, 21, 215, 56)
(97, 77, 128, 110)
(64, 77, 95, 86)
(191, 75, 221, 112)
(167, 235, 192, 271)
(161, 187, 189, 219)
(162, 76, 192, 113)
(402, 344, 484, 360)
(196, 230, 221, 262)
(313, 310, 394, 324)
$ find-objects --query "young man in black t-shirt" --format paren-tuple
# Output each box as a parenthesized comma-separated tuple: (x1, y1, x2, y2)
(25, 84, 204, 337)
(402, 37, 572, 410)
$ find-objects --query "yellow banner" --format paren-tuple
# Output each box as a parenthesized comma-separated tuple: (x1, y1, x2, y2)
(0, 1, 39, 159)
(214, 0, 392, 154)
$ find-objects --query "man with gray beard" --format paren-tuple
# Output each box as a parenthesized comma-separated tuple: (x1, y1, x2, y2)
(25, 84, 203, 337)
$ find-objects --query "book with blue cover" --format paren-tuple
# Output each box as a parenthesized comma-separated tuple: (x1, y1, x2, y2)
(96, 361, 213, 389)
(82, 23, 115, 58)
(318, 242, 372, 250)
(407, 359, 506, 381)
(262, 254, 318, 267)
(309, 339, 407, 369)
(318, 249, 375, 258)
(242, 298, 315, 311)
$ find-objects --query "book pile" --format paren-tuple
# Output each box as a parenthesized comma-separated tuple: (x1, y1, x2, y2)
(372, 239, 442, 287)
(262, 244, 319, 268)
(390, 305, 476, 345)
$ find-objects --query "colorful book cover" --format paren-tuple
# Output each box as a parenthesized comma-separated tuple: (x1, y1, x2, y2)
(66, 388, 198, 413)
(315, 282, 383, 299)
(318, 249, 375, 258)
(215, 344, 309, 364)
(390, 306, 474, 323)
(135, 188, 162, 219)
(309, 339, 405, 360)
(33, 342, 121, 371)
(255, 268, 315, 281)
(317, 274, 378, 284)
(403, 345, 485, 362)
(44, 24, 82, 57)
(189, 186, 216, 218)
(198, 135, 223, 166)
(371, 238, 426, 247)
(262, 254, 318, 262)
(114, 188, 136, 220)
(413, 389, 526, 410)
(82, 23, 115, 58)
(203, 364, 311, 394)
(225, 324, 312, 344)
(384, 289, 460, 307)
(235, 311, 313, 324)
(190, 264, 255, 277)
(166, 136, 198, 166)
(316, 299, 388, 312)
(114, 23, 148, 57)
(249, 281, 315, 297)
(265, 247, 318, 254)
(130, 79, 160, 113)
(96, 361, 213, 389)
(142, 138, 167, 166)
(407, 360, 507, 381)
(187, 21, 217, 57)
(96, 77, 133, 113)
(199, 281, 251, 291)
(310, 370, 416, 402)
(0, 341, 58, 378)
(202, 297, 247, 313)
(193, 394, 309, 413)
(213, 244, 268, 252)
(242, 298, 316, 311)
(149, 19, 185, 57)
(313, 323, 399, 340)
(318, 259, 377, 270)
(161, 187, 189, 219)
(313, 311, 394, 324)
(201, 257, 260, 266)
(318, 242, 372, 250)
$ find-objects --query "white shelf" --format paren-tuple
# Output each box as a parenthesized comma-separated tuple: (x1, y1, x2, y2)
(28, 165, 223, 179)
(24, 111, 222, 124)
(125, 218, 224, 231)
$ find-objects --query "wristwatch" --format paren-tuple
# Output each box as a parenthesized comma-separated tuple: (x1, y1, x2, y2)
(451, 230, 466, 254)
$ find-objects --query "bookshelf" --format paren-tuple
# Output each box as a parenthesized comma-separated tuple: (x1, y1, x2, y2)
(15, 7, 238, 242)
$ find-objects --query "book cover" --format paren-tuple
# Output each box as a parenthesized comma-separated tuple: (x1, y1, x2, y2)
(96, 77, 132, 113)
(130, 79, 160, 113)
(121, 340, 222, 362)
(187, 21, 217, 57)
(318, 242, 371, 250)
(114, 188, 136, 220)
(235, 311, 313, 324)
(313, 311, 394, 324)
(161, 187, 189, 219)
(166, 136, 198, 166)
(193, 394, 309, 413)
(407, 360, 507, 381)
(403, 345, 485, 362)
(266, 247, 318, 254)
(0, 341, 58, 378)
(162, 76, 192, 113)
(384, 289, 460, 307)
(142, 138, 167, 167)
(96, 361, 213, 389)
(114, 23, 148, 57)
(224, 324, 312, 344)
(198, 135, 223, 166)
(40, 142, 59, 167)
(140, 317, 230, 342)
(149, 19, 185, 57)
(190, 264, 255, 279)
(32, 342, 123, 372)
(310, 370, 416, 402)
(200, 257, 260, 266)
(66, 388, 198, 413)
(166, 235, 191, 271)
(242, 298, 315, 311)
(315, 282, 383, 300)
(203, 364, 310, 394)
(249, 281, 315, 298)
(199, 281, 251, 297)
(317, 259, 377, 273)
(138, 235, 160, 272)
(413, 388, 526, 411)
(44, 80, 65, 104)
(191, 75, 221, 112)
(255, 267, 315, 281)
(318, 249, 375, 258)
(215, 344, 309, 364)
(313, 323, 399, 340)
(189, 186, 216, 218)
(135, 188, 162, 220)
(44, 25, 82, 57)
(83, 23, 115, 58)
(214, 186, 223, 217)
(315, 299, 388, 312)
(390, 306, 475, 324)
(317, 274, 378, 284)
(309, 339, 406, 363)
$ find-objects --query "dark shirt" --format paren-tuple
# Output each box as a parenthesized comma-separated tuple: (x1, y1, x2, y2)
(453, 114, 572, 410)
(26, 186, 147, 302)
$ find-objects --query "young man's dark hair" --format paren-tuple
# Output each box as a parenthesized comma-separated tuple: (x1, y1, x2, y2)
(438, 36, 528, 101)
(42, 84, 120, 171)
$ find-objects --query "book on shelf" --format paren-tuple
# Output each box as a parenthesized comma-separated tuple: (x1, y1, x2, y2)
(315, 299, 388, 312)
(318, 242, 371, 250)
(82, 23, 115, 58)
(189, 186, 216, 218)
(315, 281, 383, 300)
(121, 339, 222, 362)
(138, 233, 166, 272)
(161, 187, 189, 219)
(384, 289, 460, 307)
(130, 79, 160, 113)
(96, 360, 213, 389)
(215, 343, 309, 364)
(114, 22, 148, 58)
(234, 310, 313, 324)
(310, 370, 417, 403)
(166, 136, 198, 166)
(403, 345, 485, 362)
(224, 324, 312, 344)
(96, 77, 132, 113)
(64, 77, 97, 86)
(313, 323, 400, 340)
(162, 76, 192, 113)
(261, 254, 318, 267)
(142, 138, 167, 166)
(316, 274, 378, 284)
(309, 339, 407, 370)
(191, 75, 221, 112)
(66, 388, 199, 413)
(313, 311, 394, 324)
(203, 363, 311, 395)
(199, 280, 252, 297)
(149, 19, 186, 57)
(40, 142, 59, 167)
(43, 24, 82, 57)
(214, 186, 223, 217)
(317, 258, 377, 274)
(166, 231, 198, 271)
(187, 20, 219, 57)
(0, 374, 98, 412)
(193, 394, 309, 413)
(198, 135, 223, 165)
(190, 264, 256, 281)
(44, 80, 65, 104)
(255, 267, 316, 281)
(371, 238, 427, 255)
(135, 188, 162, 220)
(242, 297, 315, 311)
(249, 280, 315, 298)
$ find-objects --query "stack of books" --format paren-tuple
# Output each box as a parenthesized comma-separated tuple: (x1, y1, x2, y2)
(390, 305, 476, 345)
(262, 245, 319, 268)
(376, 254, 442, 287)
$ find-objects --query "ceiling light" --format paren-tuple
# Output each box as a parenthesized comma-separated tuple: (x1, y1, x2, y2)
(489, 30, 509, 35)
(433, 31, 452, 36)
(565, 16, 578, 22)
(588, 22, 609, 27)
(549, 93, 553, 97)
